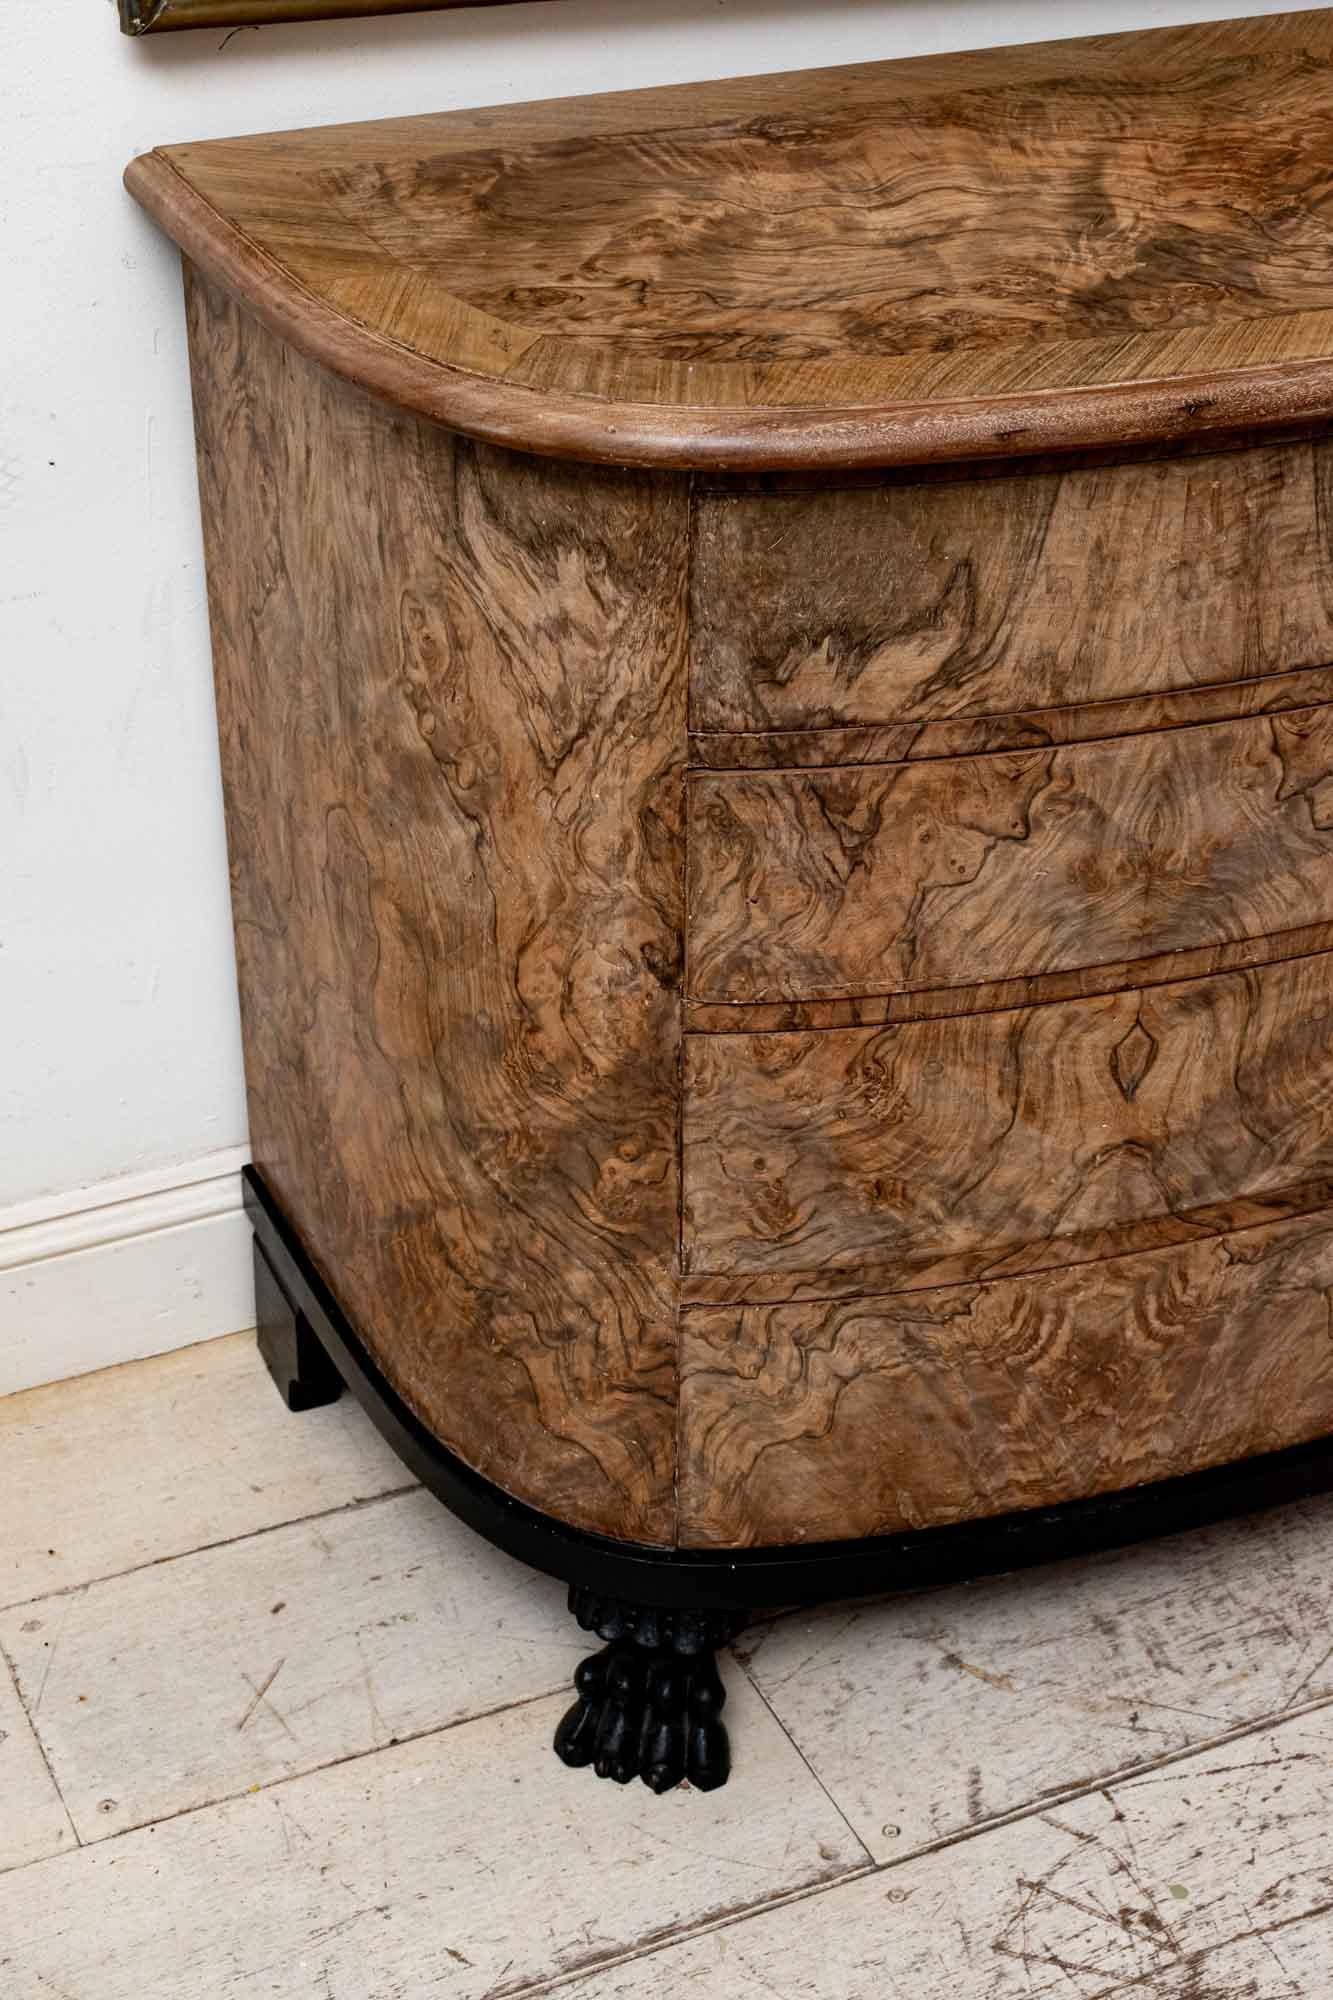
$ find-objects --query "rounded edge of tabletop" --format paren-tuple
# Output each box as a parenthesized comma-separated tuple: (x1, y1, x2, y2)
(124, 148, 1333, 475)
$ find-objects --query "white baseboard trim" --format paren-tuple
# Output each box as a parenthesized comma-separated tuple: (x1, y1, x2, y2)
(0, 1148, 257, 1396)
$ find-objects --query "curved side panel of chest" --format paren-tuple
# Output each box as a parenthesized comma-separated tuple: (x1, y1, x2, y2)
(185, 270, 690, 1546)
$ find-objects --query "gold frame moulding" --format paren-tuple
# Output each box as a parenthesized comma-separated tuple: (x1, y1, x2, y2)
(120, 0, 550, 34)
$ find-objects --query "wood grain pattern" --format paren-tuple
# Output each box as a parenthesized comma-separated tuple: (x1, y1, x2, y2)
(683, 954, 1333, 1300)
(186, 270, 687, 1545)
(688, 708, 1333, 1004)
(691, 443, 1333, 733)
(125, 13, 1333, 469)
(681, 1179, 1333, 1307)
(689, 662, 1333, 770)
(15, 1336, 1333, 1992)
(679, 1206, 1333, 1548)
(683, 918, 1333, 1035)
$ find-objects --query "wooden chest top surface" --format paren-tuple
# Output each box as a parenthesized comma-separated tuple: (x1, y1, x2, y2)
(127, 10, 1333, 469)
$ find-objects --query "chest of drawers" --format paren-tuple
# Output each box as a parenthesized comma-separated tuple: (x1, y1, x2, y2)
(128, 8, 1333, 1794)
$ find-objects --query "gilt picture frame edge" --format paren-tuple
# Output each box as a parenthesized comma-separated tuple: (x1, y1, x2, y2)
(120, 0, 544, 34)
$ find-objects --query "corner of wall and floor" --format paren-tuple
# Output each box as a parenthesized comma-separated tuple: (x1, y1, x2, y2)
(0, 1149, 254, 1397)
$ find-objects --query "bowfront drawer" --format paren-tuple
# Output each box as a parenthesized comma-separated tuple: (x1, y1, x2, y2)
(686, 705, 1333, 1004)
(690, 439, 1333, 735)
(682, 952, 1333, 1301)
(678, 1205, 1333, 1548)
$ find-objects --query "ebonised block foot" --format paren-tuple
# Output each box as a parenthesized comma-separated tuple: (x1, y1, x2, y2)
(554, 1586, 745, 1793)
(254, 1236, 343, 1413)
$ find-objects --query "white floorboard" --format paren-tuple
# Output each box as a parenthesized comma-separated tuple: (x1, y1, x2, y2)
(740, 1494, 1333, 1862)
(0, 1679, 864, 2000)
(1, 1330, 409, 1609)
(1, 1488, 581, 1842)
(0, 1658, 73, 1875)
(561, 1702, 1333, 1998)
(4, 1328, 1332, 2000)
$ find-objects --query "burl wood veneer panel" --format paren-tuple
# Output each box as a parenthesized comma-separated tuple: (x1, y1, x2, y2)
(683, 921, 1333, 1035)
(687, 708, 1333, 1005)
(688, 662, 1333, 772)
(679, 1207, 1333, 1548)
(683, 955, 1333, 1303)
(186, 271, 689, 1545)
(691, 443, 1333, 734)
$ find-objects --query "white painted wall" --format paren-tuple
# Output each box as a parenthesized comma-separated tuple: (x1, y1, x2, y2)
(2, 0, 1322, 1388)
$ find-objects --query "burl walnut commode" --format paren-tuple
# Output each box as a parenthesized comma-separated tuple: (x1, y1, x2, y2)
(127, 11, 1333, 1794)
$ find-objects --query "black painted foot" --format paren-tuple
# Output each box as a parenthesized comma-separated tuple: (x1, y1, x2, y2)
(553, 1587, 744, 1793)
(254, 1237, 343, 1412)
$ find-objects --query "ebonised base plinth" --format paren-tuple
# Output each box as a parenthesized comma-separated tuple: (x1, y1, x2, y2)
(253, 1236, 343, 1414)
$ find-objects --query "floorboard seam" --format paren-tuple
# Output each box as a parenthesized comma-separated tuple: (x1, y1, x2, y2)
(0, 1479, 421, 1616)
(0, 1639, 81, 1861)
(498, 1672, 1333, 1996)
(11, 1572, 1333, 1870)
(483, 1860, 883, 2000)
(859, 1675, 1333, 1872)
(12, 1679, 574, 1857)
(733, 1650, 876, 1863)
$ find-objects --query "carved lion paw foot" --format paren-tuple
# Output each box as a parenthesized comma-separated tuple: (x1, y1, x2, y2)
(553, 1588, 744, 1793)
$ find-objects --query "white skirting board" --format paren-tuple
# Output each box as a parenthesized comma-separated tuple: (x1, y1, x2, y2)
(0, 1149, 256, 1396)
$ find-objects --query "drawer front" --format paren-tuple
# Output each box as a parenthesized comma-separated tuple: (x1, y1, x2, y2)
(690, 440, 1333, 735)
(687, 706, 1333, 1003)
(683, 954, 1333, 1298)
(679, 1206, 1333, 1548)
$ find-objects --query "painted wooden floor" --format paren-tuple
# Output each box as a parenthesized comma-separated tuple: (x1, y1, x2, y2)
(4, 1332, 1333, 1996)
